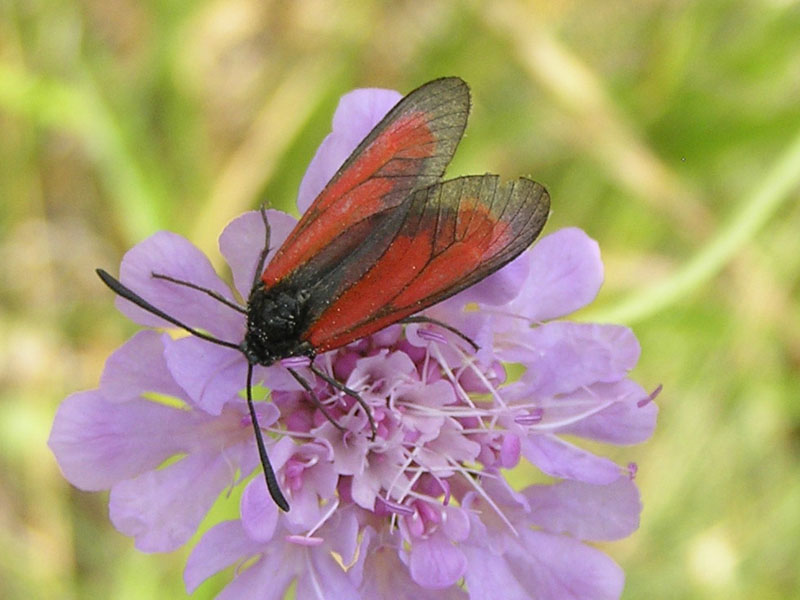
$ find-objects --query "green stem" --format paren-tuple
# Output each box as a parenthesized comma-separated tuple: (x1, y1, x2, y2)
(0, 63, 165, 242)
(582, 129, 800, 324)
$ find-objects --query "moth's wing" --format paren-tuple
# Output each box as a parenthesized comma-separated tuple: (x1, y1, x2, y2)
(304, 175, 550, 352)
(261, 77, 470, 289)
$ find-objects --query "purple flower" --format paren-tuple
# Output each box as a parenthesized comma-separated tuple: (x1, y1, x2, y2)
(48, 330, 276, 551)
(49, 86, 658, 598)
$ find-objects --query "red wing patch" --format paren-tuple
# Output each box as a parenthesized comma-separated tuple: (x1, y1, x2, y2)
(262, 77, 470, 288)
(305, 175, 550, 352)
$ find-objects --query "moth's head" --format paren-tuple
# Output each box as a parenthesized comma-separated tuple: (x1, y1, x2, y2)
(242, 285, 313, 366)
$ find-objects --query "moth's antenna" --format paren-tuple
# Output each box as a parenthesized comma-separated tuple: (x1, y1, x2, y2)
(150, 272, 246, 314)
(246, 363, 290, 511)
(95, 269, 241, 351)
(96, 269, 290, 510)
(249, 206, 272, 296)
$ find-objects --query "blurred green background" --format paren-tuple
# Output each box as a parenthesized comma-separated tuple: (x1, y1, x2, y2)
(2, 0, 799, 598)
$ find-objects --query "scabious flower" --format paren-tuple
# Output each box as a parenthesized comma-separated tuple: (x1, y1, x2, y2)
(49, 86, 658, 599)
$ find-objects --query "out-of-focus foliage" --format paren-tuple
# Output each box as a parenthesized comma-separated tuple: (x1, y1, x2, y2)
(1, 1, 799, 598)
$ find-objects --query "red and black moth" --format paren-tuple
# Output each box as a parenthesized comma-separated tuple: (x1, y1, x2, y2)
(97, 77, 550, 512)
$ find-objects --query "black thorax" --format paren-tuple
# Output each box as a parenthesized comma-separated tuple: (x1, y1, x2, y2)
(242, 282, 315, 366)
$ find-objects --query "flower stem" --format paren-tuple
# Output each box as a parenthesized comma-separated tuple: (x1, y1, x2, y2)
(583, 129, 800, 324)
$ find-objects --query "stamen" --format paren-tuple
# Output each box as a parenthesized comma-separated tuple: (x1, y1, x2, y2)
(418, 328, 448, 345)
(269, 427, 315, 439)
(637, 383, 663, 407)
(515, 407, 543, 425)
(627, 462, 638, 479)
(452, 344, 509, 411)
(398, 467, 425, 508)
(527, 399, 615, 431)
(430, 345, 482, 413)
(405, 464, 490, 478)
(378, 497, 415, 516)
(309, 364, 377, 440)
(309, 499, 339, 536)
(454, 460, 517, 536)
(285, 535, 324, 546)
(421, 345, 432, 385)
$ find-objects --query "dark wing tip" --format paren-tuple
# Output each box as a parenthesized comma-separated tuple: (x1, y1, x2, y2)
(514, 177, 550, 213)
(504, 177, 551, 243)
(419, 76, 469, 92)
(407, 77, 471, 114)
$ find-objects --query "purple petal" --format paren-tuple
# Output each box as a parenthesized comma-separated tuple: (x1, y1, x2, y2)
(441, 505, 471, 542)
(505, 529, 625, 600)
(284, 466, 340, 531)
(409, 531, 467, 589)
(184, 520, 264, 593)
(99, 331, 185, 403)
(350, 461, 387, 511)
(240, 437, 311, 530)
(498, 434, 522, 469)
(521, 434, 621, 484)
(219, 210, 297, 299)
(297, 547, 360, 600)
(347, 525, 375, 589)
(332, 88, 403, 134)
(474, 471, 532, 521)
(317, 422, 369, 476)
(163, 336, 246, 415)
(217, 553, 295, 600)
(359, 537, 468, 599)
(324, 508, 360, 568)
(462, 545, 531, 600)
(240, 477, 279, 543)
(109, 448, 245, 552)
(455, 252, 531, 306)
(349, 349, 417, 388)
(48, 390, 187, 491)
(116, 231, 242, 339)
(297, 88, 402, 212)
(425, 424, 481, 467)
(502, 322, 640, 397)
(260, 362, 306, 391)
(523, 476, 641, 541)
(510, 228, 603, 322)
(559, 380, 658, 444)
(464, 519, 625, 600)
(412, 303, 503, 376)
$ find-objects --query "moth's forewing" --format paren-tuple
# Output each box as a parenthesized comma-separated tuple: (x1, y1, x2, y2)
(262, 77, 470, 289)
(305, 175, 550, 352)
